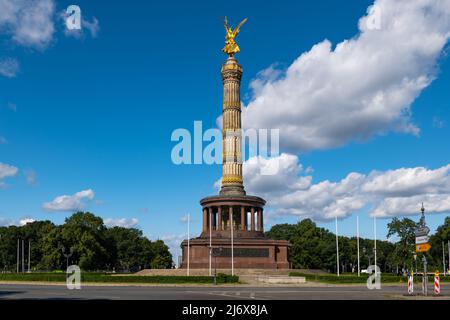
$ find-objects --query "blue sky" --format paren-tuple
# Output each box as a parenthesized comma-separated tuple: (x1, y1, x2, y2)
(1, 0, 450, 260)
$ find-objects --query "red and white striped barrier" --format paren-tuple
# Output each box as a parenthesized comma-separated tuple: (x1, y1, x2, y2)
(408, 274, 414, 294)
(434, 271, 440, 295)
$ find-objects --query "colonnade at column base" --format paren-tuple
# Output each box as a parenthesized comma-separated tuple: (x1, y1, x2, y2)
(179, 194, 290, 270)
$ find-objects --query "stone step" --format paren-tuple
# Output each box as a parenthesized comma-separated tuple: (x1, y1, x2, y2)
(134, 268, 324, 277)
(256, 275, 306, 284)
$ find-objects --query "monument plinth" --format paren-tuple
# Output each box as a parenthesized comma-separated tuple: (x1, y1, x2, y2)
(180, 18, 290, 270)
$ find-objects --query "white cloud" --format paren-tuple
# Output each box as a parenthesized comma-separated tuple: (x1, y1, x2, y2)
(104, 218, 139, 228)
(160, 233, 186, 264)
(241, 154, 450, 220)
(0, 0, 55, 49)
(241, 0, 450, 153)
(0, 217, 14, 226)
(82, 17, 99, 38)
(0, 162, 18, 187)
(362, 165, 450, 197)
(179, 214, 197, 224)
(42, 189, 95, 212)
(372, 194, 450, 218)
(19, 218, 35, 226)
(244, 153, 312, 195)
(62, 10, 100, 39)
(0, 217, 35, 226)
(0, 58, 19, 77)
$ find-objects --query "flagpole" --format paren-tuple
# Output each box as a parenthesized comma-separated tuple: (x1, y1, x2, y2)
(231, 209, 234, 276)
(374, 216, 377, 277)
(448, 240, 450, 275)
(443, 242, 446, 275)
(28, 240, 31, 273)
(16, 239, 19, 273)
(209, 209, 212, 276)
(335, 216, 340, 277)
(22, 239, 25, 273)
(187, 213, 190, 276)
(357, 215, 360, 277)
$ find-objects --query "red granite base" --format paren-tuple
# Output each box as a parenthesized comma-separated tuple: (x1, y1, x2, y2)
(180, 237, 290, 269)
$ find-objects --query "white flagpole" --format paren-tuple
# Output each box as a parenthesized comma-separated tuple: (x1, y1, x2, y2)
(187, 213, 190, 276)
(22, 239, 24, 273)
(357, 215, 360, 277)
(231, 210, 234, 276)
(374, 216, 377, 277)
(335, 216, 340, 277)
(16, 239, 19, 273)
(448, 240, 450, 275)
(28, 240, 31, 273)
(209, 209, 212, 276)
(443, 242, 446, 275)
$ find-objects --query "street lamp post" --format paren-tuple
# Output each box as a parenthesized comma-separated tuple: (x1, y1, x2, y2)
(214, 247, 222, 286)
(422, 255, 428, 296)
(413, 253, 417, 276)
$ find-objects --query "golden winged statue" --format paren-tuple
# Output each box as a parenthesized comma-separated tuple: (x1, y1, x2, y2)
(222, 17, 248, 57)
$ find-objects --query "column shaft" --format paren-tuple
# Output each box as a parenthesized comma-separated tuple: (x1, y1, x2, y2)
(220, 58, 245, 196)
(202, 208, 207, 232)
(260, 209, 264, 232)
(229, 206, 233, 231)
(250, 207, 255, 231)
(257, 209, 262, 231)
(218, 206, 222, 231)
(209, 207, 213, 232)
(241, 206, 245, 231)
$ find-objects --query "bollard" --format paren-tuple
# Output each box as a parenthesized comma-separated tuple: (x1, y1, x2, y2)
(408, 273, 414, 295)
(434, 271, 440, 295)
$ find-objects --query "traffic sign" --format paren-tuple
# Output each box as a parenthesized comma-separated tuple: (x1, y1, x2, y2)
(416, 243, 431, 252)
(415, 236, 429, 245)
(414, 226, 430, 237)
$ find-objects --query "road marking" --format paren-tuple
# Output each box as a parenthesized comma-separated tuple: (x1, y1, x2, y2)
(186, 290, 268, 300)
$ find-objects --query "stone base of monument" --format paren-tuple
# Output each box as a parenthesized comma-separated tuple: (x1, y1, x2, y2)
(180, 194, 291, 269)
(180, 237, 290, 269)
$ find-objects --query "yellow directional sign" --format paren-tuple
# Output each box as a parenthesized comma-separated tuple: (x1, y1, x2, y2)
(416, 243, 431, 253)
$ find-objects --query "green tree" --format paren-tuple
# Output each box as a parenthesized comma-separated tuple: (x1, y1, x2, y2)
(386, 217, 418, 271)
(0, 226, 21, 271)
(429, 217, 450, 271)
(266, 219, 396, 273)
(60, 212, 110, 270)
(149, 240, 173, 269)
(106, 227, 152, 272)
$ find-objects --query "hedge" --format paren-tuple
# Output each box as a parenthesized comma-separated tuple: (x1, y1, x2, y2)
(0, 272, 239, 284)
(289, 272, 450, 284)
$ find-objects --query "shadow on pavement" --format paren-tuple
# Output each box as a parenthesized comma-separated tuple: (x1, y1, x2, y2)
(0, 291, 24, 298)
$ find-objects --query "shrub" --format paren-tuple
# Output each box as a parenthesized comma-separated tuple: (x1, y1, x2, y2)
(0, 273, 239, 284)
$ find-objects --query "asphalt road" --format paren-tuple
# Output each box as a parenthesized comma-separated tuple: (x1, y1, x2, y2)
(1, 283, 449, 300)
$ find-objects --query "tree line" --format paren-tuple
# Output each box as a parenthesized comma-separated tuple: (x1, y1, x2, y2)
(0, 212, 173, 272)
(266, 217, 450, 274)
